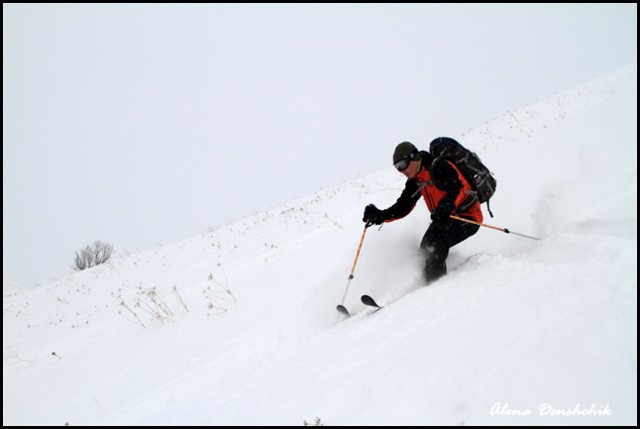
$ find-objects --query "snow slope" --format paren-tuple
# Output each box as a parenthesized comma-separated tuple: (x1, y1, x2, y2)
(3, 64, 637, 426)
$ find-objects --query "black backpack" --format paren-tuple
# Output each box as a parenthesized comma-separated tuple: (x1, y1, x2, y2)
(429, 137, 497, 217)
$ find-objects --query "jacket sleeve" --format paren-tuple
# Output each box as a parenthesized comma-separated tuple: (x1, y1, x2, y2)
(381, 179, 422, 221)
(431, 159, 463, 214)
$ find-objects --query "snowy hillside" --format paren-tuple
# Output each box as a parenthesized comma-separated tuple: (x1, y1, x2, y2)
(3, 64, 637, 426)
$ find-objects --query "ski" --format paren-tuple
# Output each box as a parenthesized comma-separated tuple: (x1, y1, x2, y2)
(336, 304, 351, 316)
(337, 296, 381, 318)
(361, 294, 383, 308)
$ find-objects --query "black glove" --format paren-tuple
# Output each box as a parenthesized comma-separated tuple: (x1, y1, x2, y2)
(431, 205, 452, 222)
(363, 204, 385, 225)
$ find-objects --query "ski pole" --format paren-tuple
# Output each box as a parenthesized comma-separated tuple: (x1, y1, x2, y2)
(449, 215, 541, 241)
(340, 222, 372, 305)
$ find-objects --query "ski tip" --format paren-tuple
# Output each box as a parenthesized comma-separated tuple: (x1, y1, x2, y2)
(361, 294, 381, 308)
(336, 304, 350, 316)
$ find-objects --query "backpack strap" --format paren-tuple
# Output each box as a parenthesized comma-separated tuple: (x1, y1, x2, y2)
(411, 180, 430, 198)
(486, 199, 494, 218)
(433, 156, 480, 214)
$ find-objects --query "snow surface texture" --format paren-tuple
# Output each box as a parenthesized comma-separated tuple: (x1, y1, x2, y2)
(3, 64, 637, 425)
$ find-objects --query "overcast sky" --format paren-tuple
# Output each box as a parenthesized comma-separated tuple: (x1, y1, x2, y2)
(3, 4, 637, 287)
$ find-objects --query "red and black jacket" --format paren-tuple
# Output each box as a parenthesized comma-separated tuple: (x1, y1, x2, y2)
(382, 151, 483, 224)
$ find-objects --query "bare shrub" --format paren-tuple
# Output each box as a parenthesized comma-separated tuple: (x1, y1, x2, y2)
(74, 240, 114, 271)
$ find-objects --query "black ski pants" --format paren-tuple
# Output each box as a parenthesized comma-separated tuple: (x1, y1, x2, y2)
(420, 217, 480, 284)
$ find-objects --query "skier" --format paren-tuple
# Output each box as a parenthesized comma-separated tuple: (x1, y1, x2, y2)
(363, 141, 482, 284)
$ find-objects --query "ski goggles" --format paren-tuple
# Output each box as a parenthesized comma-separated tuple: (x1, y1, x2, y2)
(394, 151, 418, 172)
